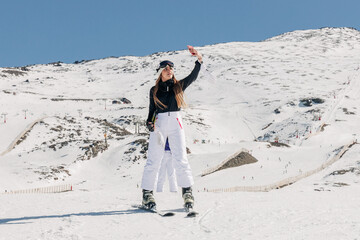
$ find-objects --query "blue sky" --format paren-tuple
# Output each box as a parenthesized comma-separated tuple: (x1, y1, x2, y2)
(1, 0, 359, 67)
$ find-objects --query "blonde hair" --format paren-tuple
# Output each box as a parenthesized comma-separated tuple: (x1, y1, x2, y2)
(153, 75, 186, 110)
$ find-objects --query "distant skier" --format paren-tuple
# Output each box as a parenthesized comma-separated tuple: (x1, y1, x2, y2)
(141, 45, 203, 210)
(156, 138, 178, 193)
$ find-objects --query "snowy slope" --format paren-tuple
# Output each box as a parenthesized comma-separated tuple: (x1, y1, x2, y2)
(1, 27, 360, 239)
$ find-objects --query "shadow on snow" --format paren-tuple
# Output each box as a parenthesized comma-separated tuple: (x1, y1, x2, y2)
(0, 208, 144, 225)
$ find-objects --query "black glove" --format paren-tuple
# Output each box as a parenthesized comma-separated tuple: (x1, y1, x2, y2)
(146, 122, 154, 132)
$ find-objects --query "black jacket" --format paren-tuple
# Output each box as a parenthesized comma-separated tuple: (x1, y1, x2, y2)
(146, 60, 201, 123)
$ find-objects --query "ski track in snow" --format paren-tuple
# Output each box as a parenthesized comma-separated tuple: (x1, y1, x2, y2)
(0, 116, 47, 157)
(1, 28, 360, 239)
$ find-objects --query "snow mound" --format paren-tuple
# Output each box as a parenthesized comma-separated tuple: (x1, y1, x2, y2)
(202, 150, 258, 176)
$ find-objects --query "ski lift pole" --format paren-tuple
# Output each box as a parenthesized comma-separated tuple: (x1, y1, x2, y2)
(2, 113, 7, 123)
(23, 109, 28, 119)
(104, 125, 108, 148)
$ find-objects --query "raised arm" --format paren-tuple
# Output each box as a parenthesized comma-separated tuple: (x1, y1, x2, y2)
(180, 46, 203, 91)
(180, 61, 201, 91)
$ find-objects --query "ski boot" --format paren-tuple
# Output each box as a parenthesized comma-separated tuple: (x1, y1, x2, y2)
(142, 189, 156, 210)
(182, 187, 194, 211)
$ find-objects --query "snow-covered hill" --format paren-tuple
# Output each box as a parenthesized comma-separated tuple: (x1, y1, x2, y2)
(1, 27, 360, 239)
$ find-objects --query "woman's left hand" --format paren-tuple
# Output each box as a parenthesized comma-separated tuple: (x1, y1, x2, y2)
(187, 45, 202, 63)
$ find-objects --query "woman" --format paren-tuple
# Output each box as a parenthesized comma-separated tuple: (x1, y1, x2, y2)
(141, 46, 202, 210)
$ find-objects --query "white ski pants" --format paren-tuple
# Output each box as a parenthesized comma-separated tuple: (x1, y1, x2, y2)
(141, 111, 194, 191)
(156, 151, 178, 192)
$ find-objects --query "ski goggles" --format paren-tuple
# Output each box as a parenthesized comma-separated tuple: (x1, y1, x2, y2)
(156, 60, 174, 72)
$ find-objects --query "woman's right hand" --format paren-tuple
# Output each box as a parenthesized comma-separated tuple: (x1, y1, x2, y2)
(146, 122, 154, 132)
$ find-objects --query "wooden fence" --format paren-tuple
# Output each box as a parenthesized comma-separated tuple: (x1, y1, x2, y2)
(2, 184, 72, 194)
